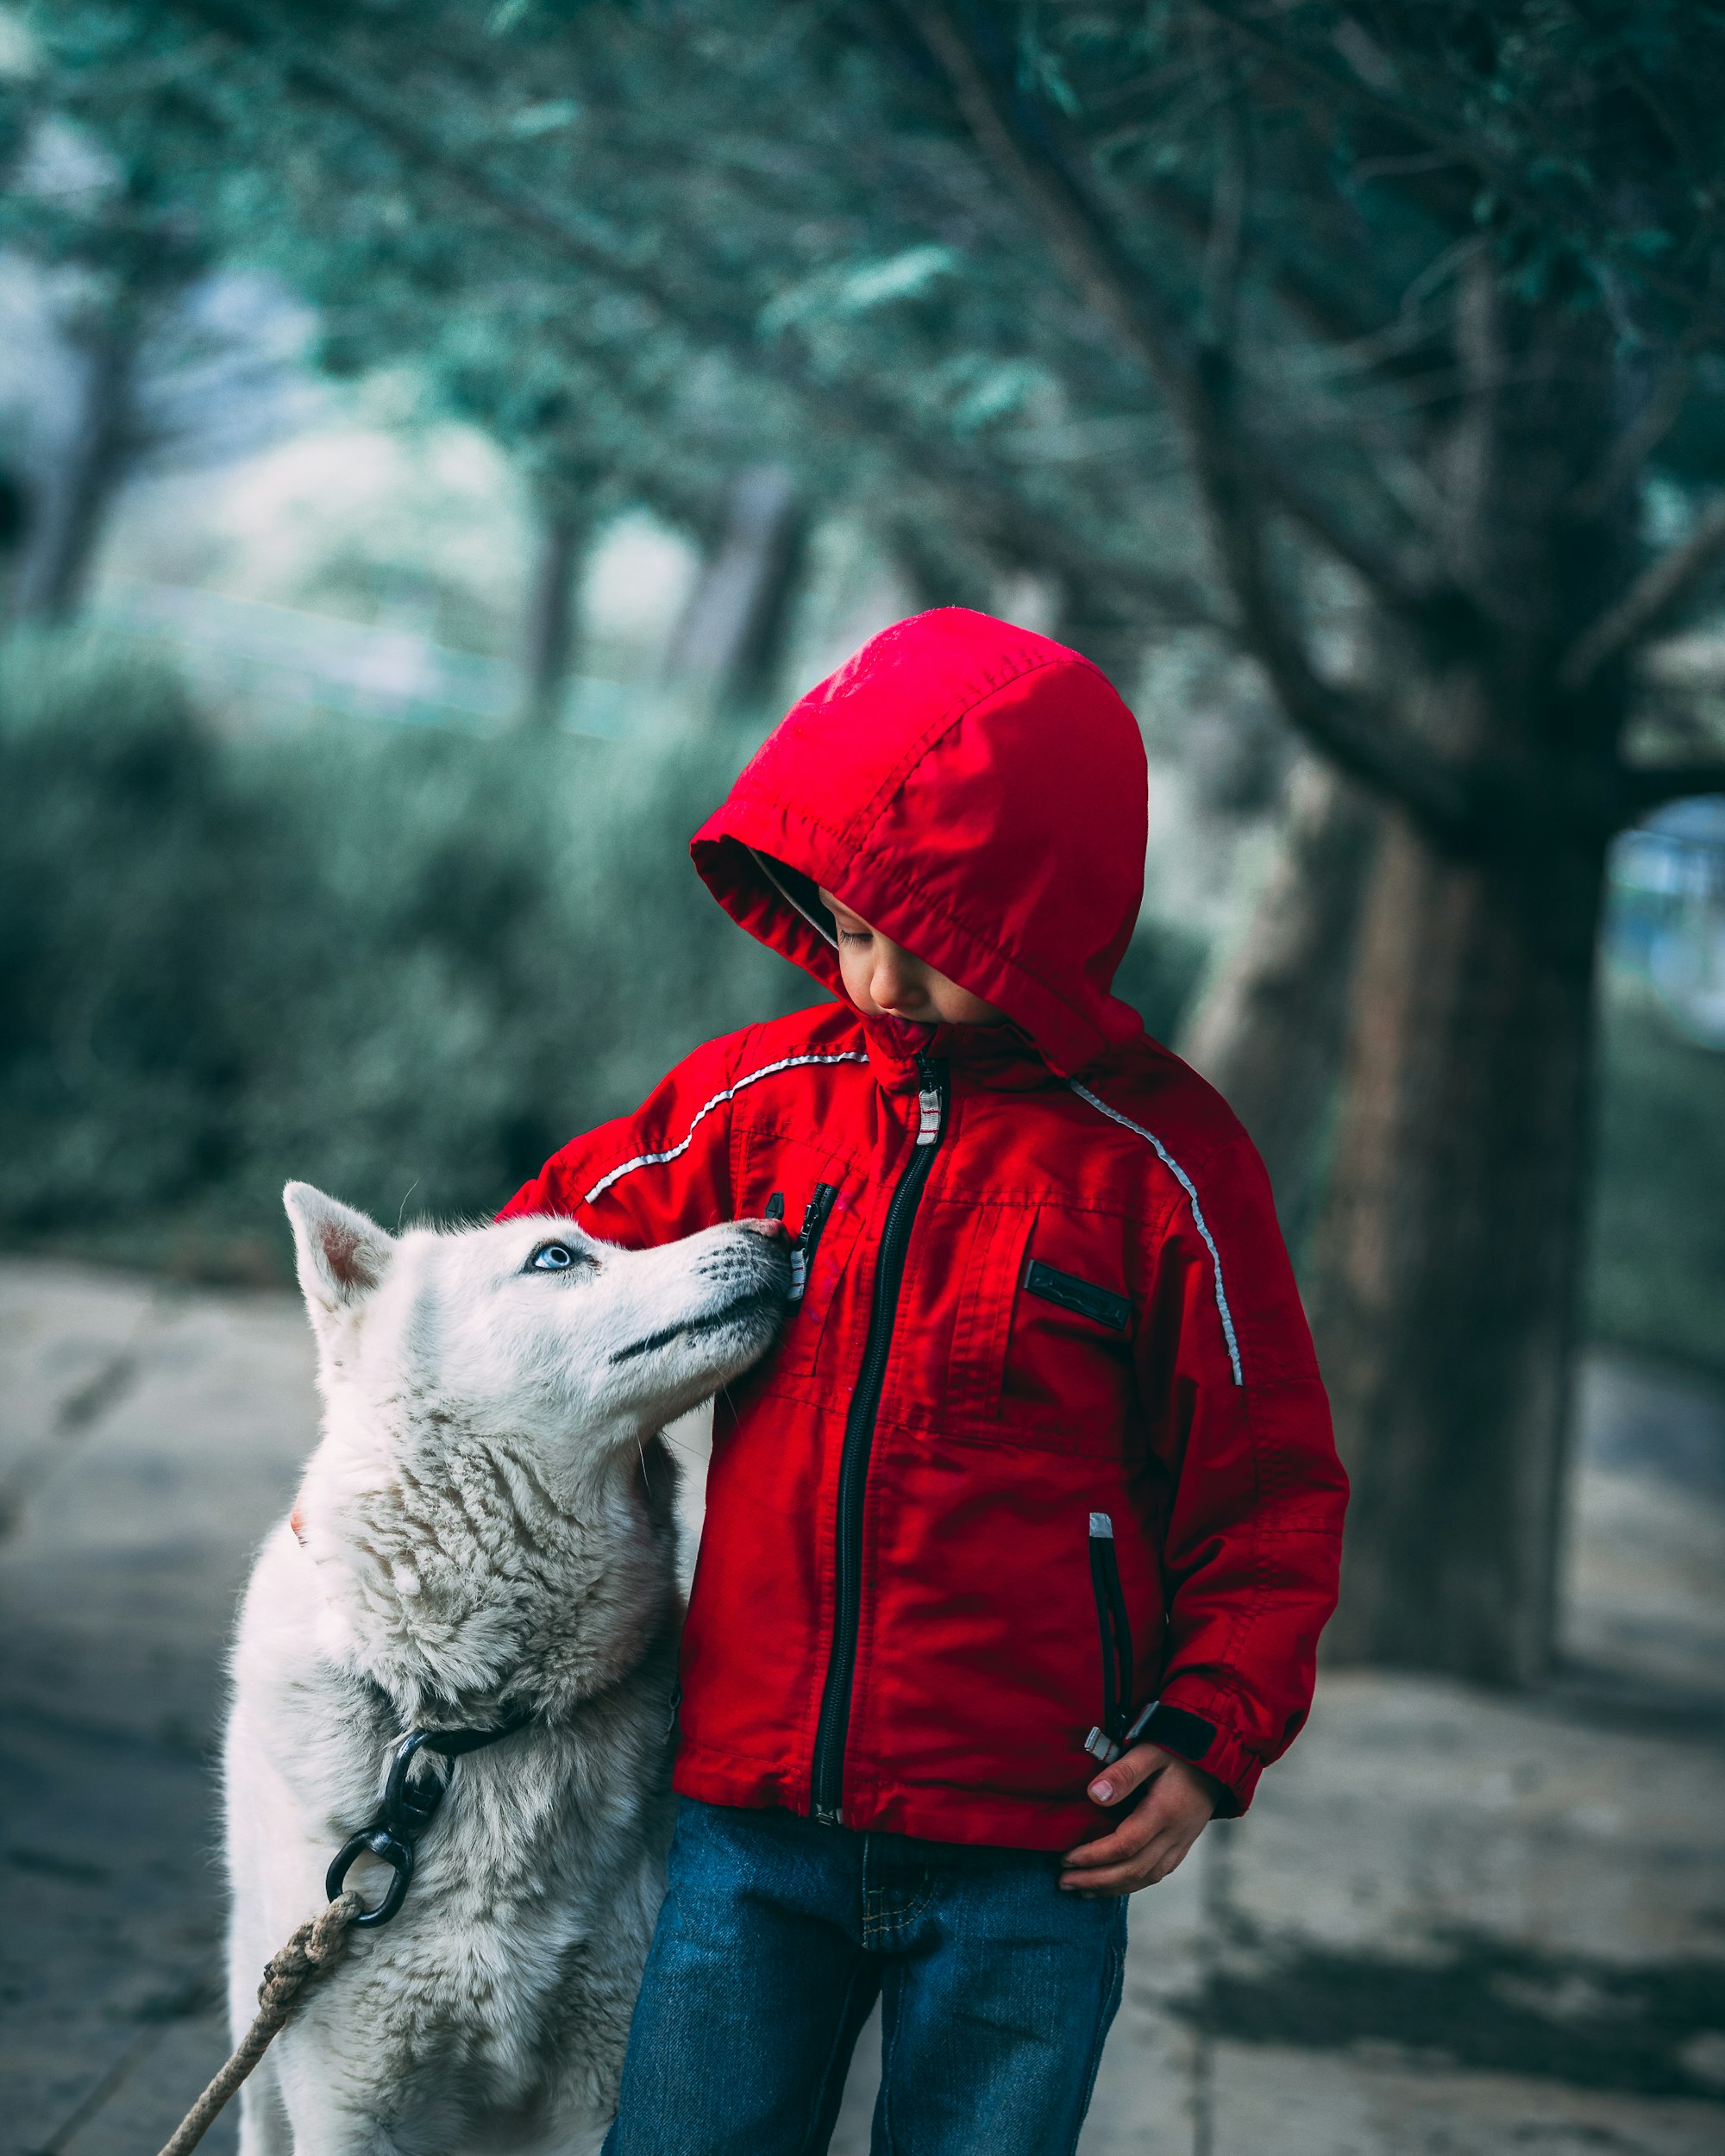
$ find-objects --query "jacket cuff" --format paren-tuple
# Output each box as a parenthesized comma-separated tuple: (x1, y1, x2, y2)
(1132, 1688, 1262, 1817)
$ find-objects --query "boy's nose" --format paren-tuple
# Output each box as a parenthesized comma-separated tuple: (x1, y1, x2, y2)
(869, 955, 925, 1014)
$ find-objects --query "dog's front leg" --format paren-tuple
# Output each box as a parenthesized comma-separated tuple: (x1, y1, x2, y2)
(235, 2053, 294, 2156)
(269, 2058, 405, 2156)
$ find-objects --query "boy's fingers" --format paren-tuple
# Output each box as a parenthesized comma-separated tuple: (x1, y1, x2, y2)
(1063, 1801, 1164, 1871)
(1062, 1826, 1139, 1870)
(1063, 1745, 1220, 1893)
(1059, 1827, 1192, 1895)
(1084, 1741, 1172, 1808)
(1065, 1763, 1219, 1883)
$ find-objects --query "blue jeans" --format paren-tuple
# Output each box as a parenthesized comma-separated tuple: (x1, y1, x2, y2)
(605, 1798, 1127, 2156)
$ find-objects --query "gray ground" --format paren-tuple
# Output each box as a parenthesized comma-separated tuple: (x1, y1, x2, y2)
(2, 1259, 1722, 2156)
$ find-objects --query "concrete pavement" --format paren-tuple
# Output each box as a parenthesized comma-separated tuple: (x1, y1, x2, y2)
(2, 1257, 1722, 2156)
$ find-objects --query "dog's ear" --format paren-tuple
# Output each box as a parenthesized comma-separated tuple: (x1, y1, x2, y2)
(283, 1182, 396, 1325)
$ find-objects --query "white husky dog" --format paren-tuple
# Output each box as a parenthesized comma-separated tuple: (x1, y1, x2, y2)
(223, 1182, 788, 2156)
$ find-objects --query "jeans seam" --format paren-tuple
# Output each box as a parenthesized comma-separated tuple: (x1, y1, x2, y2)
(867, 1878, 935, 1945)
(898, 1879, 936, 1930)
(1062, 1908, 1128, 2156)
(873, 1959, 906, 2156)
(801, 1959, 872, 2156)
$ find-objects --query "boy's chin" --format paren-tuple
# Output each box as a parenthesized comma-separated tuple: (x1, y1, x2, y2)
(853, 1000, 1003, 1028)
(930, 1006, 1009, 1029)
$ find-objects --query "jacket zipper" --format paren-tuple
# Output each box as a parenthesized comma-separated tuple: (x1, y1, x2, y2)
(789, 1181, 839, 1302)
(1083, 1512, 1134, 1766)
(810, 1051, 947, 1824)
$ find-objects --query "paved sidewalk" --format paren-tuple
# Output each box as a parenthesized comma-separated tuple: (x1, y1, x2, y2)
(2, 1257, 1722, 2156)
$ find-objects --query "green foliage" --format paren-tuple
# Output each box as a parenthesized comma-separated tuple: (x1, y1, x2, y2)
(0, 636, 262, 1218)
(1586, 969, 1725, 1378)
(0, 639, 1208, 1277)
(0, 638, 811, 1267)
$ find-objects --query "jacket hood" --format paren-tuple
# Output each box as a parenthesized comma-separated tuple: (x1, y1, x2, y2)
(691, 608, 1148, 1078)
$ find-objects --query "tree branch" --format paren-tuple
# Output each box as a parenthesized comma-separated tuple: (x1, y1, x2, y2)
(1136, 169, 1379, 351)
(903, 3, 1198, 399)
(902, 0, 1477, 844)
(1190, 0, 1724, 334)
(1189, 1, 1503, 191)
(1201, 66, 1248, 351)
(900, 0, 1425, 609)
(1191, 351, 1479, 847)
(923, 6, 1432, 608)
(1570, 329, 1702, 518)
(834, 0, 1378, 350)
(160, 0, 1217, 635)
(1563, 497, 1725, 690)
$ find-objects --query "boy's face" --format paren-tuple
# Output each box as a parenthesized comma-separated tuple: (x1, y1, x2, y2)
(819, 888, 1007, 1029)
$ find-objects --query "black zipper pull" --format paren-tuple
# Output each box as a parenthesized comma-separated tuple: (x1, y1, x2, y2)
(915, 1051, 943, 1146)
(789, 1182, 838, 1302)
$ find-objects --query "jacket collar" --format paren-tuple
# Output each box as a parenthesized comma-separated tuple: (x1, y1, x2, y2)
(859, 1010, 1057, 1094)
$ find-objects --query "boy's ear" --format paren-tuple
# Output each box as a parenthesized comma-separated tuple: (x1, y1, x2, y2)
(284, 1182, 396, 1326)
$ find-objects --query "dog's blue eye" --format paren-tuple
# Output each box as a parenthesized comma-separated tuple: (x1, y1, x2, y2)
(530, 1242, 577, 1272)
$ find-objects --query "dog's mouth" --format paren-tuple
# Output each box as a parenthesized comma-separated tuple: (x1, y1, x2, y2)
(609, 1289, 780, 1367)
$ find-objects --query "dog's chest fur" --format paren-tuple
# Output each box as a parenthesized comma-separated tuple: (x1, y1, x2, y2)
(225, 1424, 681, 2155)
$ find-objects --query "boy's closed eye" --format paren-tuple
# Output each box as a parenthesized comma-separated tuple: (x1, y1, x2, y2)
(817, 887, 1007, 1029)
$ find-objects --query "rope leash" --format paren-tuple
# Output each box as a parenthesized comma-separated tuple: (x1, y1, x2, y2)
(153, 1711, 529, 2155)
(155, 1892, 364, 2156)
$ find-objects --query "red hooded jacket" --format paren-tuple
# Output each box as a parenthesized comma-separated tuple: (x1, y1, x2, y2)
(503, 609, 1347, 1848)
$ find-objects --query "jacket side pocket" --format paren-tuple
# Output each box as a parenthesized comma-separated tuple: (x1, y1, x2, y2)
(1084, 1512, 1134, 1765)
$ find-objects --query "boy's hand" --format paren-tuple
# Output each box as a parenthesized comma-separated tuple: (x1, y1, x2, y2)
(1058, 1744, 1224, 1896)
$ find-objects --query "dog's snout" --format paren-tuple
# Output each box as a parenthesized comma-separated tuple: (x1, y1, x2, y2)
(729, 1222, 793, 1296)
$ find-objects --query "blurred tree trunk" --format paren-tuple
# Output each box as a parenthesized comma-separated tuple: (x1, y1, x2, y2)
(662, 464, 809, 712)
(9, 321, 136, 626)
(1305, 274, 1628, 1683)
(520, 504, 585, 727)
(1309, 812, 1605, 1681)
(1179, 755, 1377, 1244)
(0, 465, 27, 617)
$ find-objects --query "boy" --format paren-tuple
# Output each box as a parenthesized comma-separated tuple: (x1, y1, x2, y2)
(502, 608, 1347, 2154)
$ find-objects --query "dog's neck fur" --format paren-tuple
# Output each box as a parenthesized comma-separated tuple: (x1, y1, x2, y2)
(295, 1388, 681, 1731)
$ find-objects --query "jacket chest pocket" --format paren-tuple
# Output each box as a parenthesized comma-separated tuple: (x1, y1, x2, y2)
(946, 1206, 1137, 1454)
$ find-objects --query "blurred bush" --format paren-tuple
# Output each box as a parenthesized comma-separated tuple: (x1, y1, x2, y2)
(0, 639, 1205, 1280)
(0, 636, 794, 1271)
(1586, 969, 1725, 1377)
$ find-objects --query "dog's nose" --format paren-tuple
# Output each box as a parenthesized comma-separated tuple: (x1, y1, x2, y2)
(739, 1216, 788, 1240)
